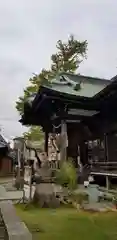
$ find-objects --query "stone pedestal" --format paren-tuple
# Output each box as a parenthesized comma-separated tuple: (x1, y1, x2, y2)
(33, 160, 60, 208)
(33, 183, 60, 208)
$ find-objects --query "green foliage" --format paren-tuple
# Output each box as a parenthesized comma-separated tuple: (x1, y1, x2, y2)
(69, 192, 89, 205)
(56, 161, 77, 190)
(98, 193, 113, 203)
(16, 35, 87, 115)
(16, 35, 87, 140)
(23, 126, 44, 141)
(112, 194, 117, 205)
(51, 35, 87, 73)
(16, 70, 53, 115)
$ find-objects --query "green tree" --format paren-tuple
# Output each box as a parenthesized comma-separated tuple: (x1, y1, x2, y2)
(16, 35, 87, 140)
(23, 126, 44, 141)
(56, 161, 77, 190)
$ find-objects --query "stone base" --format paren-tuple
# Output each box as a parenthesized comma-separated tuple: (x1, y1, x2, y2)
(33, 183, 60, 208)
(14, 177, 24, 190)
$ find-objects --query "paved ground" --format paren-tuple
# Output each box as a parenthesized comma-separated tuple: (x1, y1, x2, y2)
(75, 184, 115, 211)
(0, 181, 23, 201)
(83, 202, 115, 211)
(0, 177, 13, 184)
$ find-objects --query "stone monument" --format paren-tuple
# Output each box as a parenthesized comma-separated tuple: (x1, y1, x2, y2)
(33, 159, 60, 208)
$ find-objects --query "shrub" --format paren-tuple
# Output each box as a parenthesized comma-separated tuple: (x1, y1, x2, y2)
(67, 192, 89, 209)
(69, 192, 89, 205)
(55, 161, 77, 190)
(113, 194, 117, 205)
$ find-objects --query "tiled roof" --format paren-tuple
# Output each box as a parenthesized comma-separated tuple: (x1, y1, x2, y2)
(42, 73, 110, 98)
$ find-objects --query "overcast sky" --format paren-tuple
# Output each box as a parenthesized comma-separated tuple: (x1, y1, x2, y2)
(0, 0, 117, 139)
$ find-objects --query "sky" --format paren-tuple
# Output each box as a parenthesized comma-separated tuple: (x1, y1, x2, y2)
(0, 0, 117, 139)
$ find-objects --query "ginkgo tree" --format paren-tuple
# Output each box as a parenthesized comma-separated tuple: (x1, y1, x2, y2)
(16, 35, 88, 140)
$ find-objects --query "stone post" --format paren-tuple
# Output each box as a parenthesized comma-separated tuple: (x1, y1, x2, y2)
(106, 175, 110, 190)
(60, 120, 68, 162)
(29, 166, 32, 203)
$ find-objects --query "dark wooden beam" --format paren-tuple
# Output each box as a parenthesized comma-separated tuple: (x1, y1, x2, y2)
(44, 131, 49, 156)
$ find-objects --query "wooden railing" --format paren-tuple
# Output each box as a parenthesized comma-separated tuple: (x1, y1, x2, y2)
(89, 161, 117, 173)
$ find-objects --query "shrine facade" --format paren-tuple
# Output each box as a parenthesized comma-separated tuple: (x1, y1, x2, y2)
(20, 72, 117, 183)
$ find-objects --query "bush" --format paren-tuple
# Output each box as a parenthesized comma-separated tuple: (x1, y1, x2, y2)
(113, 194, 117, 205)
(98, 193, 113, 202)
(69, 192, 89, 205)
(55, 161, 77, 190)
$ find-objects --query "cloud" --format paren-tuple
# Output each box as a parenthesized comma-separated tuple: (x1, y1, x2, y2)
(0, 0, 117, 138)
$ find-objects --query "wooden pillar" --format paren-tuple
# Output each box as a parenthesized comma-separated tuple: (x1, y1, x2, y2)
(67, 127, 79, 167)
(106, 175, 110, 190)
(29, 166, 32, 203)
(44, 131, 49, 156)
(80, 141, 88, 166)
(17, 149, 21, 168)
(60, 120, 67, 161)
(104, 133, 109, 162)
